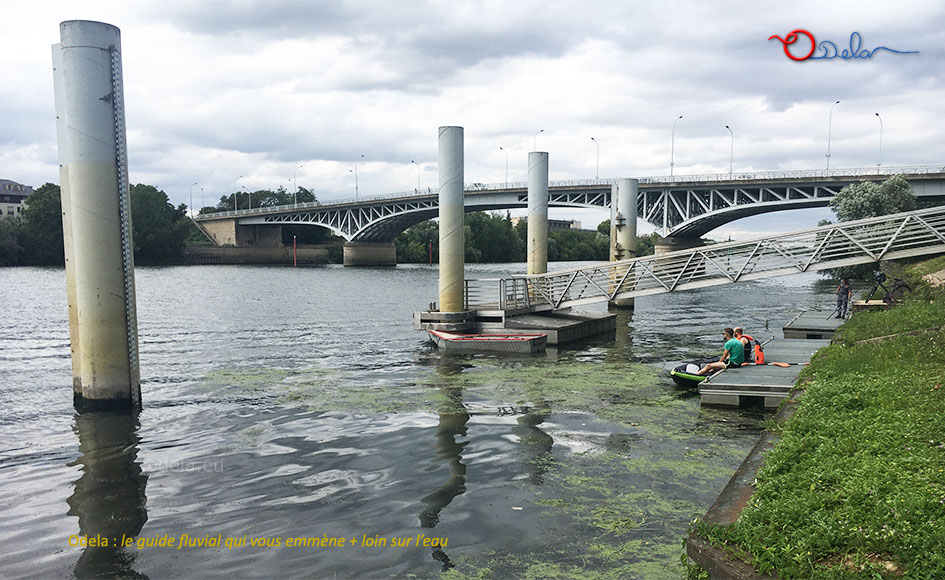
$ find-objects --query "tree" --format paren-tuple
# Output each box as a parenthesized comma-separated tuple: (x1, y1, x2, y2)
(19, 183, 64, 266)
(828, 174, 915, 222)
(822, 175, 917, 281)
(130, 184, 190, 264)
(0, 217, 23, 266)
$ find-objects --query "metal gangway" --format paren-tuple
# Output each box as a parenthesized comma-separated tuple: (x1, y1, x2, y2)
(464, 206, 945, 312)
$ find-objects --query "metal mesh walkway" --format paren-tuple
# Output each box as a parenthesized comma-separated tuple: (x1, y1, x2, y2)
(464, 206, 945, 312)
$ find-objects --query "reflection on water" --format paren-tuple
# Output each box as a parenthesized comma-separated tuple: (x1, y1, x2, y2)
(0, 265, 840, 578)
(67, 411, 148, 579)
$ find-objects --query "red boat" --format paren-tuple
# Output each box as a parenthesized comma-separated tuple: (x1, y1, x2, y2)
(428, 330, 547, 354)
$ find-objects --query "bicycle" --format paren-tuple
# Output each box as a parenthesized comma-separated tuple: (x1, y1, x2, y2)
(864, 271, 912, 305)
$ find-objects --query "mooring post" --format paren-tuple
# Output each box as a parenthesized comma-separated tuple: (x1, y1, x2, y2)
(527, 151, 549, 276)
(54, 20, 141, 410)
(438, 126, 465, 313)
(610, 178, 638, 309)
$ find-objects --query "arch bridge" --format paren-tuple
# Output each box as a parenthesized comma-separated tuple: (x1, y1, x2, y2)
(193, 166, 945, 264)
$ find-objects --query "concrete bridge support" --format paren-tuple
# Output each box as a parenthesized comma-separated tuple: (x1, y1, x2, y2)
(200, 218, 283, 248)
(527, 152, 549, 275)
(654, 236, 705, 255)
(343, 242, 397, 266)
(610, 178, 638, 309)
(54, 20, 140, 410)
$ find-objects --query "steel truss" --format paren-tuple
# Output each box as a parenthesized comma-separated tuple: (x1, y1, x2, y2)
(465, 206, 945, 312)
(195, 166, 944, 240)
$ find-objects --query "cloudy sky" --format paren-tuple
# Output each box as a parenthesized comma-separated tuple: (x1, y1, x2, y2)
(3, 0, 944, 239)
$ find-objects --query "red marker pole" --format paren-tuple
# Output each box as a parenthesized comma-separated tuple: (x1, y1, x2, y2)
(293, 235, 297, 267)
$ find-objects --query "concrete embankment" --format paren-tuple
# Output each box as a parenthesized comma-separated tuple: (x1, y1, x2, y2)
(183, 245, 331, 265)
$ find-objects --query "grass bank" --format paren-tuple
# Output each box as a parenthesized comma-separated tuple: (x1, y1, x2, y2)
(693, 258, 945, 579)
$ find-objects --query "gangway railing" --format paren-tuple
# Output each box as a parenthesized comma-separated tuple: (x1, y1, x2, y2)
(464, 206, 945, 311)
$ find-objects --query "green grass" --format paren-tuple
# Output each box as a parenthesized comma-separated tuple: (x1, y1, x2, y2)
(694, 258, 945, 579)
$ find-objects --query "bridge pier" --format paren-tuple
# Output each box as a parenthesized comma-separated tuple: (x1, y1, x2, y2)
(200, 218, 283, 247)
(654, 236, 705, 255)
(342, 241, 397, 267)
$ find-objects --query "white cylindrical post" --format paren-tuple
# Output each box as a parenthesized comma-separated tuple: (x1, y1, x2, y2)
(438, 126, 465, 313)
(55, 20, 140, 410)
(611, 178, 638, 308)
(527, 151, 549, 275)
(52, 43, 82, 397)
(616, 178, 638, 260)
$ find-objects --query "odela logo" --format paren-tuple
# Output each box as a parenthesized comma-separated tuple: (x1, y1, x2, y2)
(768, 30, 919, 61)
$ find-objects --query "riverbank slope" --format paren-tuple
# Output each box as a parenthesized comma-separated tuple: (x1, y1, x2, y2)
(691, 256, 945, 579)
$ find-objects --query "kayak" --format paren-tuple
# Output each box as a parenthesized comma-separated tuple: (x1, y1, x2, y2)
(669, 361, 716, 388)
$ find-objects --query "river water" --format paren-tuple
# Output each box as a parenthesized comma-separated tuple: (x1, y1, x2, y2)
(0, 264, 837, 579)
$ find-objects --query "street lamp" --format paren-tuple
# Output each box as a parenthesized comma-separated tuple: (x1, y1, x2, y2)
(724, 125, 734, 177)
(498, 146, 509, 188)
(200, 187, 204, 213)
(233, 175, 242, 211)
(189, 182, 198, 217)
(293, 164, 303, 204)
(875, 112, 883, 167)
(590, 137, 599, 180)
(411, 160, 421, 191)
(826, 100, 840, 171)
(350, 154, 365, 199)
(670, 115, 683, 179)
(534, 129, 544, 151)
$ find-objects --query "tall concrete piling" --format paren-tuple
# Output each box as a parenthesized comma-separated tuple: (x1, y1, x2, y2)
(527, 152, 549, 276)
(610, 178, 638, 309)
(438, 126, 465, 313)
(53, 21, 141, 410)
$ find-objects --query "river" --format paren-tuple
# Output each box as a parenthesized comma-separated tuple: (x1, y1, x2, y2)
(0, 264, 838, 579)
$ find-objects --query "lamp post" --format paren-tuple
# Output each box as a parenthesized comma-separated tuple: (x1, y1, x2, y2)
(233, 175, 242, 211)
(875, 112, 883, 167)
(670, 115, 683, 179)
(724, 125, 734, 177)
(499, 146, 509, 188)
(534, 129, 544, 151)
(350, 154, 365, 199)
(590, 137, 599, 180)
(826, 100, 840, 171)
(411, 160, 421, 191)
(189, 182, 197, 217)
(293, 164, 303, 204)
(200, 187, 204, 213)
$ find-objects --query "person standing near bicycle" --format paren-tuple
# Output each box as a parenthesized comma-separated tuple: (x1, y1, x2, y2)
(835, 278, 852, 318)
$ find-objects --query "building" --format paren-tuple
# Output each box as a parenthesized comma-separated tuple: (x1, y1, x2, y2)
(0, 180, 32, 219)
(510, 217, 583, 231)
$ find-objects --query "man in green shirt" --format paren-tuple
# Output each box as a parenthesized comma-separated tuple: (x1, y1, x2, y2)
(694, 327, 744, 376)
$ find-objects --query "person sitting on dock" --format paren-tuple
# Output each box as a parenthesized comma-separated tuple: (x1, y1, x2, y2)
(734, 327, 762, 364)
(694, 327, 744, 376)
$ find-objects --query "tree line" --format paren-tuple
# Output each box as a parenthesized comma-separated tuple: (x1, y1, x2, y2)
(0, 183, 201, 266)
(4, 177, 916, 270)
(394, 212, 659, 263)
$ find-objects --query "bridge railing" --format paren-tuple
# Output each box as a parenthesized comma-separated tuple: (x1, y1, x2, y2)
(464, 278, 532, 311)
(464, 205, 945, 310)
